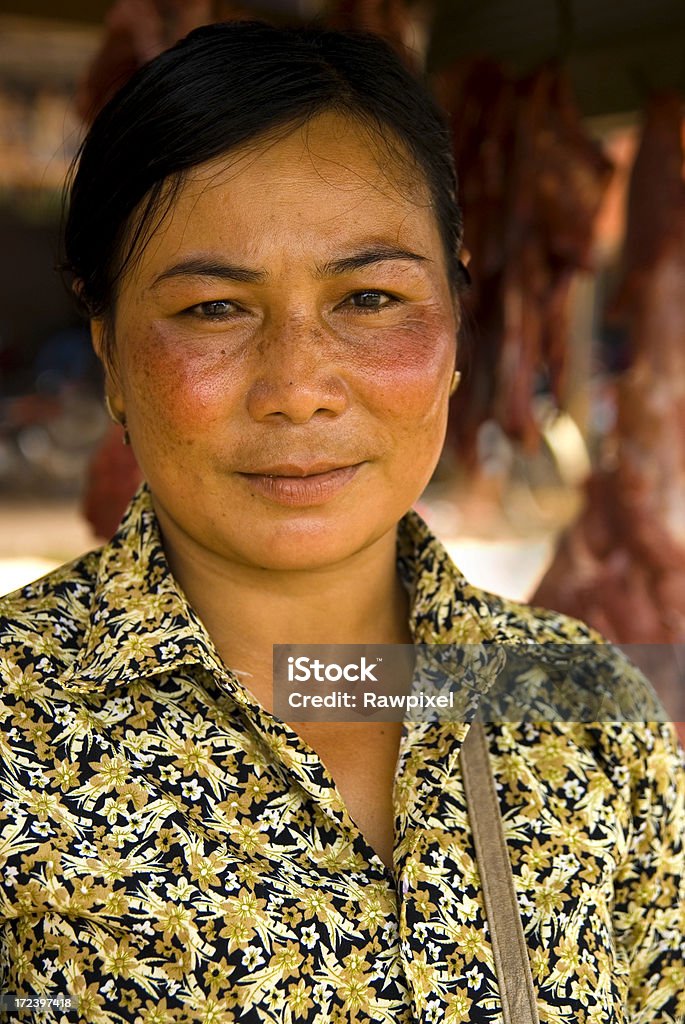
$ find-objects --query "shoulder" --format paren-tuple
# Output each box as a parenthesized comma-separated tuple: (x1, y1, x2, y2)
(460, 581, 604, 644)
(458, 580, 685, 770)
(481, 589, 683, 794)
(474, 585, 664, 713)
(0, 549, 101, 681)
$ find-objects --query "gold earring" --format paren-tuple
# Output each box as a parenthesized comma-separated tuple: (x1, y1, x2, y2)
(104, 395, 130, 446)
(449, 370, 462, 396)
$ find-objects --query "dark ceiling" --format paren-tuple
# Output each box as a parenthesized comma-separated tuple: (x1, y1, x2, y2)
(0, 0, 109, 20)
(428, 0, 685, 117)
(0, 0, 684, 117)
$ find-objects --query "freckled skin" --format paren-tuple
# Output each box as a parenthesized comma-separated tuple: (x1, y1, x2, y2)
(94, 111, 459, 575)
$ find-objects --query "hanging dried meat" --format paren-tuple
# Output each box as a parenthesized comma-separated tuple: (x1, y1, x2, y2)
(75, 0, 247, 123)
(330, 0, 435, 69)
(437, 60, 613, 463)
(533, 92, 685, 658)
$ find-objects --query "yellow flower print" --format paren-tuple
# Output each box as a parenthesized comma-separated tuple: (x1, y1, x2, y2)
(5, 662, 42, 698)
(88, 752, 131, 792)
(219, 890, 268, 952)
(530, 946, 549, 982)
(188, 850, 225, 892)
(444, 986, 473, 1023)
(296, 889, 335, 924)
(119, 987, 141, 1014)
(155, 828, 176, 853)
(171, 738, 216, 778)
(536, 873, 574, 919)
(357, 892, 391, 935)
(69, 980, 107, 1021)
(228, 819, 269, 855)
(45, 758, 81, 791)
(100, 934, 140, 979)
(282, 904, 303, 928)
(519, 836, 553, 873)
(552, 936, 581, 977)
(336, 971, 376, 1016)
(51, 875, 106, 915)
(265, 940, 304, 981)
(135, 996, 178, 1023)
(24, 789, 67, 824)
(413, 888, 438, 920)
(128, 698, 156, 730)
(286, 978, 314, 1019)
(103, 885, 130, 917)
(154, 901, 198, 943)
(21, 713, 54, 760)
(405, 950, 437, 1001)
(203, 956, 235, 992)
(450, 924, 490, 964)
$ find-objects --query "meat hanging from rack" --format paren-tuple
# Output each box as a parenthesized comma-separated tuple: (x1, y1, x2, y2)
(330, 0, 434, 68)
(437, 60, 613, 464)
(533, 91, 685, 652)
(75, 0, 247, 122)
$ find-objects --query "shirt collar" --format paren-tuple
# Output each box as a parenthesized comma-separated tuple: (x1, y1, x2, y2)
(397, 507, 496, 646)
(60, 484, 227, 696)
(60, 484, 493, 698)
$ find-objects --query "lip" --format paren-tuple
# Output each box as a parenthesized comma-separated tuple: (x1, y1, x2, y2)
(238, 462, 363, 506)
(242, 462, 357, 477)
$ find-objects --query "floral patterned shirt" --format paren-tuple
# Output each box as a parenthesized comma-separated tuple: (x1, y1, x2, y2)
(0, 485, 684, 1024)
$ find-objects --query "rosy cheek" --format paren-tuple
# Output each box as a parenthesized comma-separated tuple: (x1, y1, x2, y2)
(122, 322, 242, 430)
(351, 317, 454, 410)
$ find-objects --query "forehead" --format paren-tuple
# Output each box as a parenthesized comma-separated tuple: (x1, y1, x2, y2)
(131, 111, 441, 271)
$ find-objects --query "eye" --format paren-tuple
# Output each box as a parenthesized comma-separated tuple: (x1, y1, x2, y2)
(185, 300, 239, 319)
(344, 290, 398, 311)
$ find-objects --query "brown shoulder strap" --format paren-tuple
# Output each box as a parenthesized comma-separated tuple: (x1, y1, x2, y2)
(460, 719, 540, 1024)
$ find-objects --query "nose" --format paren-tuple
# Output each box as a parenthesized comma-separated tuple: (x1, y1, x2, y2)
(246, 314, 348, 424)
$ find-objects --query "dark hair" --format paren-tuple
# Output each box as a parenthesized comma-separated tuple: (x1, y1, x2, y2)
(64, 20, 464, 329)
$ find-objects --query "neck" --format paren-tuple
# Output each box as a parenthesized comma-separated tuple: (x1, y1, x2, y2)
(154, 511, 413, 703)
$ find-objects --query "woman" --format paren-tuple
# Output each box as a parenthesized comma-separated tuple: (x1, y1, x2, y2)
(0, 21, 683, 1024)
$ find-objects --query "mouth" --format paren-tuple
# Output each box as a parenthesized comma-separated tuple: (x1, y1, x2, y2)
(237, 462, 364, 506)
(242, 462, 359, 478)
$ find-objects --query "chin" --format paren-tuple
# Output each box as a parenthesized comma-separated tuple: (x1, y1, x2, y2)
(230, 515, 392, 572)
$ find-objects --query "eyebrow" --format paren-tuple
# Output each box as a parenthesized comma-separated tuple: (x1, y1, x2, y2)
(152, 257, 266, 288)
(317, 244, 431, 277)
(151, 244, 430, 289)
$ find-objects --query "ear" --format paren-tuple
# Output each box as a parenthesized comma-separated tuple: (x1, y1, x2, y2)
(90, 321, 111, 366)
(91, 318, 125, 414)
(90, 317, 109, 362)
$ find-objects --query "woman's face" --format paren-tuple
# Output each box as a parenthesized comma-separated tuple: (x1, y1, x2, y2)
(97, 111, 458, 571)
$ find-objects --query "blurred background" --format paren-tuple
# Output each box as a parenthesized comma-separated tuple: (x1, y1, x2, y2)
(1, 0, 685, 726)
